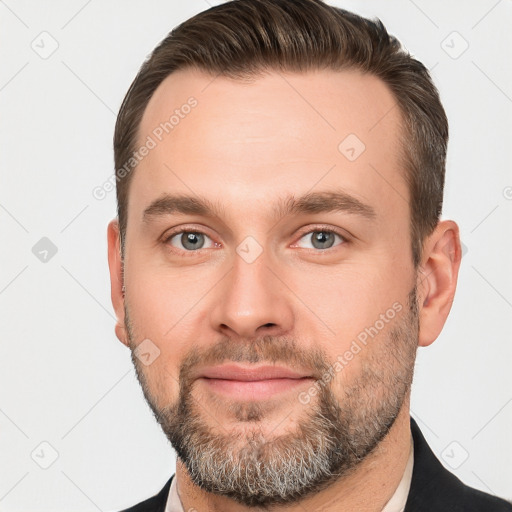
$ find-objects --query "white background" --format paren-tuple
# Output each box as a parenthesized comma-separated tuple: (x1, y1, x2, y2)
(0, 1, 511, 510)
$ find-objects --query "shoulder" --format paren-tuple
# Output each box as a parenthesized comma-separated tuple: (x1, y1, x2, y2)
(460, 486, 512, 512)
(406, 418, 512, 512)
(117, 476, 174, 512)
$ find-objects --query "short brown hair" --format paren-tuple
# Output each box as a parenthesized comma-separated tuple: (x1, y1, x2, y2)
(113, 0, 448, 267)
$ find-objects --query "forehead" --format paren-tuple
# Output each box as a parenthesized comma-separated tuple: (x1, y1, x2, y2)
(130, 67, 407, 226)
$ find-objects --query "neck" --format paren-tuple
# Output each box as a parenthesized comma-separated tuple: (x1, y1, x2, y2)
(175, 399, 413, 512)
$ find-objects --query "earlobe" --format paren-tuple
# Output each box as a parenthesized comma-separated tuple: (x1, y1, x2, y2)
(417, 220, 462, 347)
(107, 218, 129, 347)
(115, 323, 129, 347)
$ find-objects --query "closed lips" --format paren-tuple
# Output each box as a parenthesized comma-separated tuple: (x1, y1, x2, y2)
(198, 364, 312, 381)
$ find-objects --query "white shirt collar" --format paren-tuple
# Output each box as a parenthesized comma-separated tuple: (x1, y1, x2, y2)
(165, 440, 414, 512)
(164, 471, 184, 512)
(382, 437, 414, 512)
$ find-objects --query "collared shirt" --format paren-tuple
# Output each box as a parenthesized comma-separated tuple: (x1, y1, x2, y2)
(382, 438, 414, 512)
(165, 440, 414, 512)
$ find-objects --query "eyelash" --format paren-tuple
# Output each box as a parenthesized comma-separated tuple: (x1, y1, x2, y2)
(162, 225, 349, 255)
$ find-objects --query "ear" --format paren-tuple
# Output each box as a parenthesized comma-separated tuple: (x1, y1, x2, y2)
(417, 220, 462, 347)
(107, 218, 129, 347)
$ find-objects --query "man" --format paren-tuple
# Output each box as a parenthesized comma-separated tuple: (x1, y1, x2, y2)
(107, 1, 511, 511)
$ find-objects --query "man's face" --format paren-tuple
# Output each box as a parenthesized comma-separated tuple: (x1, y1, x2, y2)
(119, 68, 419, 505)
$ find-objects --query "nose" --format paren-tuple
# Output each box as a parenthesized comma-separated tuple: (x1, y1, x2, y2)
(209, 246, 295, 339)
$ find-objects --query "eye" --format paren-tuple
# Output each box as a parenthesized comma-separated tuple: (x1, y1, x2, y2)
(165, 231, 215, 251)
(295, 229, 346, 250)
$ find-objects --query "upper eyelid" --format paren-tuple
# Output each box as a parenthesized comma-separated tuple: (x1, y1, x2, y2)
(295, 224, 348, 239)
(162, 224, 215, 241)
(292, 227, 348, 250)
(163, 224, 349, 248)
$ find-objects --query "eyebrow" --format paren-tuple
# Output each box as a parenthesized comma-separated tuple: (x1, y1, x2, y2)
(142, 190, 376, 224)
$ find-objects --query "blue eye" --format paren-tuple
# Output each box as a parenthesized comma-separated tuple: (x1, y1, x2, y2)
(163, 227, 346, 254)
(167, 231, 214, 251)
(296, 230, 345, 250)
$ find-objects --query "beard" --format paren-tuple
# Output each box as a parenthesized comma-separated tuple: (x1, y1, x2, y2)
(125, 287, 419, 508)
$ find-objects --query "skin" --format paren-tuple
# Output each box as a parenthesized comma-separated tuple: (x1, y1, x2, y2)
(107, 68, 461, 511)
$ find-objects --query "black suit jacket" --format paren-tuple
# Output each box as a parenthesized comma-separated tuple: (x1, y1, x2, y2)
(119, 418, 511, 511)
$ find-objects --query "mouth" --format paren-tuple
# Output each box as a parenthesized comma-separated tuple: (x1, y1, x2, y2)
(195, 364, 315, 400)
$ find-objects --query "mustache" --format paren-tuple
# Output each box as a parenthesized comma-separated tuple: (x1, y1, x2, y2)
(178, 335, 330, 384)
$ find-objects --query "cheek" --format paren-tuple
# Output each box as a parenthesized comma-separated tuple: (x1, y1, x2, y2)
(124, 265, 199, 403)
(290, 262, 404, 338)
(124, 255, 205, 341)
(129, 328, 183, 410)
(286, 260, 410, 396)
